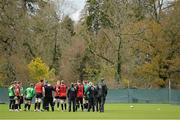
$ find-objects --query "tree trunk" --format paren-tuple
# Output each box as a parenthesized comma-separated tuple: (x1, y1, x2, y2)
(115, 35, 122, 83)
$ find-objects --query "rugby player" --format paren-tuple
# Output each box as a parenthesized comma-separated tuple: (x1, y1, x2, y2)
(24, 83, 35, 111)
(54, 80, 61, 110)
(8, 82, 15, 111)
(76, 80, 84, 111)
(59, 80, 67, 112)
(34, 79, 44, 111)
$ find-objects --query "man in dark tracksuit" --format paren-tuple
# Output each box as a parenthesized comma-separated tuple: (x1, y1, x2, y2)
(44, 83, 55, 112)
(86, 82, 96, 112)
(96, 78, 108, 112)
(94, 85, 99, 112)
(67, 83, 77, 112)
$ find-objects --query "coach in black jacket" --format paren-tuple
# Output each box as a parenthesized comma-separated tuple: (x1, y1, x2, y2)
(96, 78, 108, 112)
(44, 83, 55, 112)
(67, 83, 77, 112)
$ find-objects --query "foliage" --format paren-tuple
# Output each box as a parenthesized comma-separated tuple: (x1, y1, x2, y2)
(28, 57, 50, 81)
(0, 0, 179, 88)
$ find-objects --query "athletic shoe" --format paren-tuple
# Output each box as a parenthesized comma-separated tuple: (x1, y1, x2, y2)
(15, 109, 19, 112)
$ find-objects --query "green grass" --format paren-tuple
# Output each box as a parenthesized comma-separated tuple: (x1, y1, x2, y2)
(0, 104, 180, 120)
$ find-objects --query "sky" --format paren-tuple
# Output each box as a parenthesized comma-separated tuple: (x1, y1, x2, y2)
(59, 0, 86, 22)
(58, 0, 174, 22)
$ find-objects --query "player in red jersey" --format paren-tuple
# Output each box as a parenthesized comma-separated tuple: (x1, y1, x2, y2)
(76, 80, 84, 111)
(34, 79, 44, 111)
(53, 80, 61, 110)
(59, 80, 67, 112)
(14, 81, 20, 111)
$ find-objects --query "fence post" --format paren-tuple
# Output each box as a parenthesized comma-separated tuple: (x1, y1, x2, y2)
(128, 80, 130, 103)
(168, 79, 171, 103)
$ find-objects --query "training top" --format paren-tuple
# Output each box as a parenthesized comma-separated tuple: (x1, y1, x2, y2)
(54, 84, 60, 97)
(84, 84, 89, 96)
(77, 84, 84, 97)
(25, 87, 35, 99)
(8, 85, 15, 97)
(67, 86, 77, 99)
(44, 84, 55, 98)
(87, 86, 96, 98)
(15, 84, 20, 96)
(59, 84, 67, 97)
(97, 82, 108, 97)
(35, 82, 43, 94)
(20, 87, 24, 96)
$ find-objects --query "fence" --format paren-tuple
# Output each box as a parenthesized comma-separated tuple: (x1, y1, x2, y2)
(106, 89, 180, 104)
(0, 88, 180, 104)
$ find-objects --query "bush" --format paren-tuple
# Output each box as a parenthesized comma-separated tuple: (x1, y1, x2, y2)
(28, 57, 50, 81)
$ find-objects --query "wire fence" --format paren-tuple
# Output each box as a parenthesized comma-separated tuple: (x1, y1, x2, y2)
(0, 88, 180, 104)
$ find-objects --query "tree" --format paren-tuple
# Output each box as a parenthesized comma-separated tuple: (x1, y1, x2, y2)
(28, 57, 50, 81)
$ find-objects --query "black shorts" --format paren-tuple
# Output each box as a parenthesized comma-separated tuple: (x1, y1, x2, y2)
(9, 96, 15, 100)
(55, 96, 60, 99)
(77, 97, 83, 104)
(84, 95, 89, 100)
(36, 93, 43, 98)
(16, 96, 20, 100)
(60, 96, 66, 100)
(25, 97, 32, 101)
(20, 96, 24, 104)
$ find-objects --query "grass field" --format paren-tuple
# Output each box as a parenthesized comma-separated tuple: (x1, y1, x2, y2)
(0, 104, 180, 120)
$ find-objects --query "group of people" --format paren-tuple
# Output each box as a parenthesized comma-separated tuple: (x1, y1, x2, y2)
(8, 78, 108, 113)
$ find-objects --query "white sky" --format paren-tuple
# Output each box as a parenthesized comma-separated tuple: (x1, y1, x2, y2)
(59, 0, 174, 22)
(60, 0, 86, 21)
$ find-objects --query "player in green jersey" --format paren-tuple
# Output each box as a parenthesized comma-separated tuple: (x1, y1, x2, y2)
(8, 82, 15, 111)
(24, 83, 35, 111)
(83, 80, 89, 111)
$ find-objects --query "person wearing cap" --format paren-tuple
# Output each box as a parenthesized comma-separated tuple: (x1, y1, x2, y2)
(8, 82, 15, 111)
(67, 83, 77, 112)
(24, 83, 35, 111)
(34, 79, 44, 111)
(59, 80, 67, 112)
(86, 82, 96, 112)
(96, 78, 108, 112)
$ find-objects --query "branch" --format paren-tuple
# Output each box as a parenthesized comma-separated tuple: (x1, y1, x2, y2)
(23, 42, 36, 58)
(119, 30, 145, 36)
(101, 30, 116, 48)
(88, 47, 115, 65)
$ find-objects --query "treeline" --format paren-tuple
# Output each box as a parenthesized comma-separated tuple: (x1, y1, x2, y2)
(0, 0, 179, 88)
